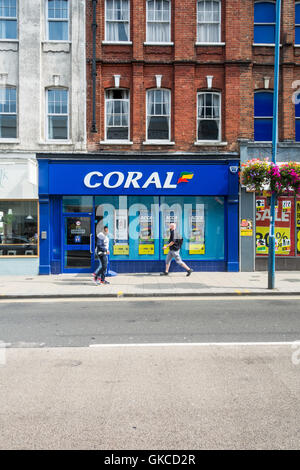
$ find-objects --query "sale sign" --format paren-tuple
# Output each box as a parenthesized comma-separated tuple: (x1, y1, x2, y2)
(256, 197, 295, 256)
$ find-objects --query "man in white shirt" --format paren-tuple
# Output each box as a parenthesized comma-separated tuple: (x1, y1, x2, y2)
(93, 225, 110, 285)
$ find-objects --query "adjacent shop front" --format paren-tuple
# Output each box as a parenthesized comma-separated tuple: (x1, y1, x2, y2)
(38, 157, 239, 274)
(0, 155, 39, 275)
(240, 142, 300, 271)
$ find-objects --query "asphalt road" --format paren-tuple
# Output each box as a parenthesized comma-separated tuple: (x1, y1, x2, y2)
(0, 297, 300, 347)
(1, 297, 300, 450)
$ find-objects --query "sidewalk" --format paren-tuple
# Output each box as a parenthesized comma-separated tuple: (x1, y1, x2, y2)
(0, 271, 300, 299)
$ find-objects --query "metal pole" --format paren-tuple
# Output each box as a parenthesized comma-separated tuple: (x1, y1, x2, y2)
(91, 0, 98, 133)
(268, 0, 281, 289)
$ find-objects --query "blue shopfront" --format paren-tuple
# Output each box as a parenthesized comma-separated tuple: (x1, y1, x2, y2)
(38, 158, 239, 274)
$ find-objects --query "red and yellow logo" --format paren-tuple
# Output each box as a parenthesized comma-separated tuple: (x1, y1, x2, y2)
(177, 172, 194, 184)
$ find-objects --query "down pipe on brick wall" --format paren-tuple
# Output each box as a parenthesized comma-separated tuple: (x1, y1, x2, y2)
(91, 0, 98, 133)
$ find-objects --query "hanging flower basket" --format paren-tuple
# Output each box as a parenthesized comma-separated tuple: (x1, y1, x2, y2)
(240, 159, 270, 192)
(278, 162, 300, 195)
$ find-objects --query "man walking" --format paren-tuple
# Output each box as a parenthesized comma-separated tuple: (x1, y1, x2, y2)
(161, 223, 193, 276)
(93, 225, 110, 285)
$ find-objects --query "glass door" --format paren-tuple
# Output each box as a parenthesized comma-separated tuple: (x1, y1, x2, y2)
(63, 215, 93, 272)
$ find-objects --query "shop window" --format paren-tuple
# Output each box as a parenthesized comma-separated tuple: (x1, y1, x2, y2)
(0, 0, 17, 40)
(0, 201, 38, 257)
(105, 89, 129, 141)
(197, 92, 221, 141)
(146, 0, 171, 43)
(105, 0, 129, 42)
(94, 195, 224, 261)
(146, 89, 170, 141)
(62, 196, 93, 213)
(254, 91, 273, 142)
(297, 198, 300, 255)
(0, 86, 17, 139)
(256, 196, 295, 257)
(254, 1, 276, 44)
(47, 0, 69, 41)
(197, 0, 221, 43)
(47, 88, 69, 140)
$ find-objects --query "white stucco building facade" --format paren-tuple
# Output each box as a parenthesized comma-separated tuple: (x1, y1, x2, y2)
(0, 0, 86, 274)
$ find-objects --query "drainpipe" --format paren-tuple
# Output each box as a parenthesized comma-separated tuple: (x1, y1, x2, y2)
(91, 0, 98, 133)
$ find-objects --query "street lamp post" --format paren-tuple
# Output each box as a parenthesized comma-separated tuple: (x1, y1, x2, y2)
(268, 0, 282, 289)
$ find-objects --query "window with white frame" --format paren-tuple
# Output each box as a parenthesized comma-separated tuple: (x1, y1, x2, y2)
(105, 89, 129, 140)
(0, 0, 17, 40)
(254, 1, 276, 44)
(47, 88, 69, 140)
(105, 0, 129, 42)
(146, 0, 171, 43)
(47, 0, 69, 41)
(147, 89, 170, 141)
(0, 86, 17, 138)
(197, 92, 220, 141)
(197, 0, 221, 43)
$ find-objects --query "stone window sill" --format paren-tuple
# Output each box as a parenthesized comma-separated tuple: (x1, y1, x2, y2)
(102, 41, 132, 45)
(144, 42, 174, 46)
(194, 141, 227, 146)
(195, 42, 225, 46)
(0, 138, 20, 144)
(42, 41, 71, 53)
(40, 140, 73, 145)
(100, 140, 133, 145)
(143, 141, 175, 145)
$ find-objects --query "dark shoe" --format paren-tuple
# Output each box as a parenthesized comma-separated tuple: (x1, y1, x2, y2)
(101, 280, 110, 285)
(160, 272, 169, 276)
(186, 269, 194, 277)
(93, 274, 99, 285)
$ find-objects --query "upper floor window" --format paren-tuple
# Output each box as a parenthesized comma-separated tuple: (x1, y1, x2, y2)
(254, 1, 276, 44)
(105, 0, 129, 42)
(254, 91, 273, 141)
(105, 89, 129, 140)
(0, 0, 17, 40)
(146, 0, 171, 43)
(146, 89, 170, 141)
(296, 3, 300, 45)
(0, 86, 17, 139)
(197, 0, 221, 43)
(47, 0, 69, 41)
(47, 88, 69, 140)
(197, 92, 221, 141)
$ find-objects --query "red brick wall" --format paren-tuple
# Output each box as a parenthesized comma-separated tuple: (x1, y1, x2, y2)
(86, 0, 300, 154)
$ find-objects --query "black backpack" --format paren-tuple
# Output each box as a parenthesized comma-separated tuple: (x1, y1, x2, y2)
(174, 237, 184, 250)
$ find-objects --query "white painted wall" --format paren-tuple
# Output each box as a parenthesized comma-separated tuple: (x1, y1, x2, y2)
(0, 0, 86, 154)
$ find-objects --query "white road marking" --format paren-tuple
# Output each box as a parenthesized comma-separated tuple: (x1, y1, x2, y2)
(89, 341, 298, 348)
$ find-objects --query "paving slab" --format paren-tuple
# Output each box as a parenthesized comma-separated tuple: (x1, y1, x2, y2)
(0, 271, 300, 298)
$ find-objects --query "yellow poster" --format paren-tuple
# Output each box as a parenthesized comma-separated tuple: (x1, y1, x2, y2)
(189, 243, 205, 255)
(256, 227, 291, 255)
(297, 201, 300, 228)
(139, 244, 154, 255)
(113, 244, 129, 255)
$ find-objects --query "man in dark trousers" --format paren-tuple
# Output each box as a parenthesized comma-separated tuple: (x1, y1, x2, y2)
(161, 223, 194, 276)
(93, 225, 110, 285)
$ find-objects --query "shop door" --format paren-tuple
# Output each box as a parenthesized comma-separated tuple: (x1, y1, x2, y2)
(63, 215, 93, 272)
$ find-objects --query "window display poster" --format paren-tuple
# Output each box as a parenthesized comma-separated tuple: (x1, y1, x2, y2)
(297, 200, 300, 254)
(189, 208, 205, 254)
(256, 197, 295, 256)
(113, 209, 129, 255)
(240, 219, 253, 237)
(162, 209, 179, 254)
(138, 210, 154, 255)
